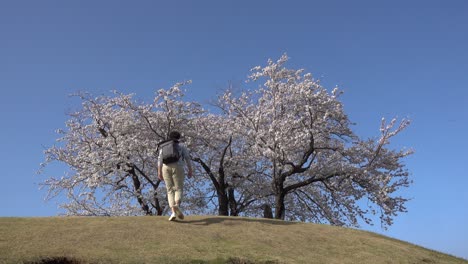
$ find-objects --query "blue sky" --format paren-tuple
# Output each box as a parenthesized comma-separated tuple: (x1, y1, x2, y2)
(1, 0, 467, 259)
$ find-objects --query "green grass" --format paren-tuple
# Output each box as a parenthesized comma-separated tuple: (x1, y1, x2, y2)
(0, 216, 466, 264)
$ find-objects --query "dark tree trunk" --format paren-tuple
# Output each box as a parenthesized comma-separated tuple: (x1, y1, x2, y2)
(129, 168, 152, 215)
(153, 192, 164, 216)
(274, 192, 286, 220)
(273, 171, 286, 220)
(262, 204, 273, 219)
(228, 187, 238, 216)
(217, 190, 229, 216)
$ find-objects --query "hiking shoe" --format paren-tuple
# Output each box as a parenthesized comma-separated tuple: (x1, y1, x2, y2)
(168, 213, 177, 221)
(174, 206, 184, 220)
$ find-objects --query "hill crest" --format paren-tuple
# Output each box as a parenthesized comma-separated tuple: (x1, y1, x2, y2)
(0, 216, 466, 264)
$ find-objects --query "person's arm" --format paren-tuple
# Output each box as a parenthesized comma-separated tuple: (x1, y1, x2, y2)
(158, 165, 163, 181)
(157, 150, 164, 181)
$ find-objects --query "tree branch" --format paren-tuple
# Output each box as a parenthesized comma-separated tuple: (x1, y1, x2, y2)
(284, 172, 340, 194)
(218, 136, 233, 187)
(193, 157, 221, 192)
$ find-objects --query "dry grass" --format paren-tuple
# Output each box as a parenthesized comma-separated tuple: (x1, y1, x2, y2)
(0, 216, 466, 264)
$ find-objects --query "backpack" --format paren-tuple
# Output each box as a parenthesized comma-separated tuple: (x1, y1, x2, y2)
(159, 140, 181, 165)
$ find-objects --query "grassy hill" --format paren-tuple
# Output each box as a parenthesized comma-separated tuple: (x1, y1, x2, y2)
(0, 216, 466, 264)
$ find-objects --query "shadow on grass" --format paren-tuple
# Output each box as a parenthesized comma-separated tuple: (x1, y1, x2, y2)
(178, 216, 298, 226)
(25, 257, 86, 264)
(24, 256, 281, 264)
(189, 257, 281, 264)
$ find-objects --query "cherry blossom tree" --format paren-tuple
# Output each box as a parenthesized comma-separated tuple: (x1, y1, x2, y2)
(40, 83, 205, 216)
(218, 54, 413, 227)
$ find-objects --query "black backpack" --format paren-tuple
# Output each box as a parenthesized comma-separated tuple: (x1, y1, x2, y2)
(159, 140, 181, 164)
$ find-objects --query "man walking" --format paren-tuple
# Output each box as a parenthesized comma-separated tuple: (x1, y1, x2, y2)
(158, 131, 193, 221)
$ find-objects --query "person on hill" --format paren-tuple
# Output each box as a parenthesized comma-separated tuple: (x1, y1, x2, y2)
(158, 130, 193, 221)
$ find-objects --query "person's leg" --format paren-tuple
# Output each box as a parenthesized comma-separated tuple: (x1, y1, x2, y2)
(162, 164, 177, 219)
(172, 164, 186, 219)
(173, 164, 185, 207)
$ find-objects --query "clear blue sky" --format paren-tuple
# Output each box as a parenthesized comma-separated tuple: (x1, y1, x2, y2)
(1, 0, 467, 259)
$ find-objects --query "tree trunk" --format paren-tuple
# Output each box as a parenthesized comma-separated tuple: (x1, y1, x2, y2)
(273, 172, 286, 220)
(217, 190, 229, 216)
(274, 192, 286, 220)
(129, 169, 152, 215)
(153, 192, 163, 216)
(228, 187, 238, 216)
(193, 157, 230, 217)
(262, 204, 273, 219)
